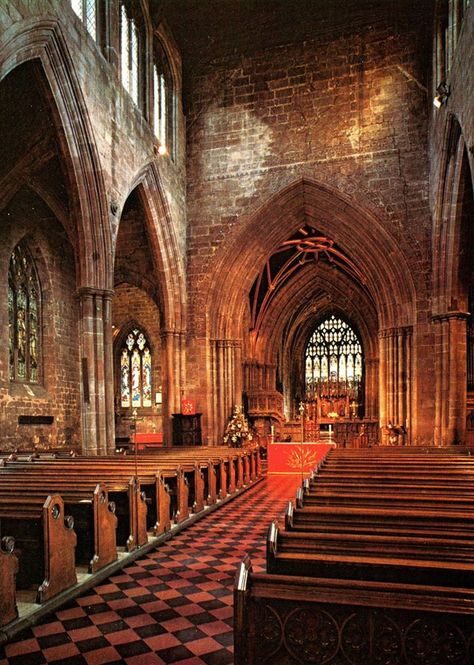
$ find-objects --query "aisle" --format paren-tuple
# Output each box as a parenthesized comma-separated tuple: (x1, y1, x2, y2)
(0, 475, 300, 665)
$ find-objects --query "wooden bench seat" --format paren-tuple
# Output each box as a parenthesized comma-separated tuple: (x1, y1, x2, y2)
(11, 455, 213, 514)
(0, 536, 18, 627)
(0, 494, 77, 604)
(301, 489, 474, 510)
(0, 465, 150, 548)
(286, 501, 474, 539)
(0, 481, 117, 573)
(266, 521, 474, 587)
(307, 479, 474, 497)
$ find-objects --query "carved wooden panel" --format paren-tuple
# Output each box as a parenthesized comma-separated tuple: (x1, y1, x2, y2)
(245, 598, 474, 665)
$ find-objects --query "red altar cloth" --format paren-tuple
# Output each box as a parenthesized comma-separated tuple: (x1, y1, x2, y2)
(267, 441, 333, 474)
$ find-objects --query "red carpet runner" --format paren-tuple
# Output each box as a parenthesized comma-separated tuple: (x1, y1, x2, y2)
(0, 475, 300, 665)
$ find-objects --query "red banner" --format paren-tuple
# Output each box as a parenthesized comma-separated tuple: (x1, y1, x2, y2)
(181, 399, 196, 415)
(267, 442, 333, 474)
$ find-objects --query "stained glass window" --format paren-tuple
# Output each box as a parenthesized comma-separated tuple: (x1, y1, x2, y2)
(120, 328, 152, 408)
(8, 242, 41, 384)
(305, 315, 363, 396)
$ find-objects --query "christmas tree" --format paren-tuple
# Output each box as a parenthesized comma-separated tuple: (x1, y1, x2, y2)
(223, 405, 253, 447)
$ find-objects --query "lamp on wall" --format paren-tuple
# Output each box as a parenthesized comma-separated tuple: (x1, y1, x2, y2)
(433, 82, 450, 108)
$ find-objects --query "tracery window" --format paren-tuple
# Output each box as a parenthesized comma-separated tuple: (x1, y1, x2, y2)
(153, 40, 175, 155)
(120, 328, 152, 409)
(8, 242, 41, 384)
(305, 315, 362, 396)
(120, 2, 142, 107)
(70, 0, 97, 41)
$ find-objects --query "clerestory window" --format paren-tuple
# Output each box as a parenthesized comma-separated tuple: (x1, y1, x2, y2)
(120, 2, 143, 107)
(70, 0, 97, 42)
(153, 40, 174, 155)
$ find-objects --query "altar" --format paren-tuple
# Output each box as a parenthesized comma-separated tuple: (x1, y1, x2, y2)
(267, 441, 334, 475)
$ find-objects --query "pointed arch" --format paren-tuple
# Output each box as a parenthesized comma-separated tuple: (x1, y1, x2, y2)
(0, 18, 112, 290)
(206, 177, 417, 340)
(432, 113, 472, 313)
(122, 162, 186, 333)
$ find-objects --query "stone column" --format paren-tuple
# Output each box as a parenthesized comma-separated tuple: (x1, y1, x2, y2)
(379, 326, 412, 444)
(160, 329, 186, 445)
(212, 339, 243, 444)
(78, 287, 115, 455)
(432, 312, 468, 445)
(364, 357, 379, 419)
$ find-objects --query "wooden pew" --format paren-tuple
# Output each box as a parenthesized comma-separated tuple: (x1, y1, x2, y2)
(286, 501, 474, 540)
(0, 482, 117, 573)
(266, 520, 474, 587)
(0, 494, 77, 604)
(0, 465, 148, 552)
(0, 536, 18, 627)
(234, 556, 474, 665)
(10, 456, 200, 522)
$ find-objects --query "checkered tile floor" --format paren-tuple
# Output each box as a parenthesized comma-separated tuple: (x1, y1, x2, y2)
(0, 475, 300, 664)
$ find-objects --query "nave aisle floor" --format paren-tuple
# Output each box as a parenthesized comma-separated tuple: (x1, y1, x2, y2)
(0, 475, 300, 665)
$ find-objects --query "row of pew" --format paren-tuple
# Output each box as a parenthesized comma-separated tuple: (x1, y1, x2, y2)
(0, 445, 261, 632)
(234, 446, 474, 665)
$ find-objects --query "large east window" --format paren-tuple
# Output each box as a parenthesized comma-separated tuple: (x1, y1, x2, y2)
(8, 242, 41, 384)
(305, 315, 362, 395)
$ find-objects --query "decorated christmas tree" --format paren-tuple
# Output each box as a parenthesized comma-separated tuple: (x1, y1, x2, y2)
(223, 405, 253, 447)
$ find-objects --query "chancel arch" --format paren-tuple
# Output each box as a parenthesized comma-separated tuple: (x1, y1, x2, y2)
(204, 178, 417, 444)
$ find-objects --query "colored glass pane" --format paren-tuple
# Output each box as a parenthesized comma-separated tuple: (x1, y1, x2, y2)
(9, 242, 41, 384)
(8, 283, 14, 381)
(17, 287, 27, 381)
(29, 288, 38, 382)
(305, 315, 362, 392)
(119, 328, 153, 410)
(142, 348, 152, 407)
(121, 348, 130, 407)
(131, 348, 141, 405)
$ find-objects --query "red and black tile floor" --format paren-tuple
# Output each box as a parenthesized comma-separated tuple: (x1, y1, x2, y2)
(0, 475, 300, 665)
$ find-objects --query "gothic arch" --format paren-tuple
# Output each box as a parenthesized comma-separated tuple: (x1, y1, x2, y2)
(115, 163, 186, 438)
(432, 114, 472, 313)
(122, 162, 186, 333)
(207, 178, 417, 341)
(431, 113, 474, 445)
(0, 18, 112, 290)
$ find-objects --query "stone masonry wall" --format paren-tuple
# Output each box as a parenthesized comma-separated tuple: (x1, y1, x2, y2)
(184, 4, 434, 438)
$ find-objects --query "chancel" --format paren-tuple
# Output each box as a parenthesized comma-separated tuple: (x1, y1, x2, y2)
(0, 0, 473, 663)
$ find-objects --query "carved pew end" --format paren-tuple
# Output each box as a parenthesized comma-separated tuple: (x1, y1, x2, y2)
(266, 521, 279, 572)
